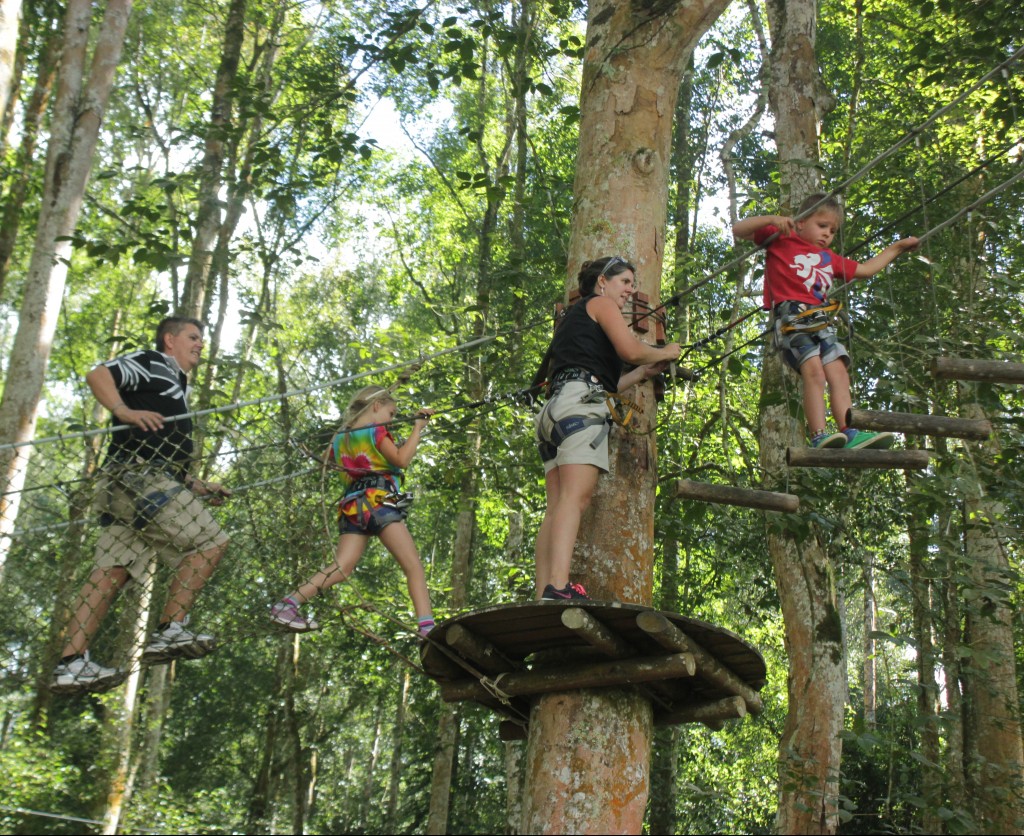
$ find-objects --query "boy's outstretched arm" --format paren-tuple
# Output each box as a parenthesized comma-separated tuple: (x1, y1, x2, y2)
(732, 214, 795, 242)
(853, 236, 920, 278)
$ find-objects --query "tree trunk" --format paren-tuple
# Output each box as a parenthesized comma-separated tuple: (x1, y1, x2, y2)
(179, 0, 247, 317)
(520, 1, 729, 832)
(0, 0, 133, 582)
(757, 1, 844, 832)
(862, 558, 876, 731)
(960, 401, 1024, 833)
(0, 18, 59, 296)
(0, 0, 21, 142)
(906, 468, 943, 832)
(385, 668, 412, 831)
(102, 568, 154, 834)
(649, 538, 680, 835)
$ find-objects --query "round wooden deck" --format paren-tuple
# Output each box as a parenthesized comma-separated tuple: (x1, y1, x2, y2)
(420, 600, 766, 737)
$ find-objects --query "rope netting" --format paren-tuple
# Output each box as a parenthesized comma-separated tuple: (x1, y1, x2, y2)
(0, 326, 548, 697)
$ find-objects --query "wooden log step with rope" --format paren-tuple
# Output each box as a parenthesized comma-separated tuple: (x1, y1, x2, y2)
(931, 356, 1024, 385)
(437, 652, 697, 703)
(846, 407, 991, 440)
(786, 447, 930, 470)
(675, 478, 799, 513)
(418, 601, 766, 734)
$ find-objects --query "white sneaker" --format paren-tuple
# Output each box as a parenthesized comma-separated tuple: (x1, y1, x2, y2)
(142, 618, 216, 664)
(51, 652, 126, 695)
(269, 600, 320, 633)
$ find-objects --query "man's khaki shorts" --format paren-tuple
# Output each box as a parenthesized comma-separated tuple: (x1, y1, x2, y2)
(92, 467, 229, 581)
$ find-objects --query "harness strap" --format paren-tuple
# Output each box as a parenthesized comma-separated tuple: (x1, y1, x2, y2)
(775, 300, 844, 334)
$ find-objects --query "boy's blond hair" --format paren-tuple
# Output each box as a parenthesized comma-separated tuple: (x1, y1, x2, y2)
(798, 192, 844, 222)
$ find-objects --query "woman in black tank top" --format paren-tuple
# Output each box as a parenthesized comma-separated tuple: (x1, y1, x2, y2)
(534, 256, 681, 600)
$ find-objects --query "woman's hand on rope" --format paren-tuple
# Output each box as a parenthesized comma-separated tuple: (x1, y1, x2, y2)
(643, 358, 675, 380)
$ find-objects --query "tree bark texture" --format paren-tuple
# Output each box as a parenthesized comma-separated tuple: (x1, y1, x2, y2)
(0, 0, 132, 582)
(520, 1, 729, 833)
(0, 0, 21, 139)
(758, 1, 845, 832)
(961, 401, 1024, 833)
(180, 0, 246, 317)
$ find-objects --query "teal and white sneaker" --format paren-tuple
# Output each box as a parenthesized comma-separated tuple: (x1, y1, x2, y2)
(810, 430, 847, 449)
(842, 428, 895, 449)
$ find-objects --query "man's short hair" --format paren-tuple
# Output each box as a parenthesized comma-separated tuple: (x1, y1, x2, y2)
(155, 317, 204, 352)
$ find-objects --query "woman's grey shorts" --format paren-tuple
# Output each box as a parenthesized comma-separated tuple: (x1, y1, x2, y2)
(534, 380, 611, 473)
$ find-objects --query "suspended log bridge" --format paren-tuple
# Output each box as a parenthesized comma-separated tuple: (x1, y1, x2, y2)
(786, 447, 930, 469)
(932, 356, 1024, 385)
(420, 601, 766, 740)
(676, 479, 799, 513)
(846, 407, 991, 440)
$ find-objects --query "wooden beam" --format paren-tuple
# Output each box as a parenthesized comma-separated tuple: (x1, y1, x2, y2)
(675, 479, 799, 513)
(847, 407, 991, 440)
(655, 695, 748, 728)
(786, 447, 930, 470)
(438, 652, 696, 703)
(636, 611, 764, 715)
(932, 356, 1024, 385)
(446, 624, 523, 675)
(560, 608, 634, 658)
(560, 608, 675, 712)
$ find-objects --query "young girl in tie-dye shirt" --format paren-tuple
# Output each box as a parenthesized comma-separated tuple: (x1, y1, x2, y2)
(269, 385, 436, 636)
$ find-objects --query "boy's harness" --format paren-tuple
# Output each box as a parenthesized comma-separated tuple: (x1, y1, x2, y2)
(773, 300, 843, 334)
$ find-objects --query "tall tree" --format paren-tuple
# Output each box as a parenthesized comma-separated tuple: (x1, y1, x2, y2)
(757, 0, 845, 832)
(0, 0, 133, 583)
(520, 0, 730, 831)
(0, 0, 21, 129)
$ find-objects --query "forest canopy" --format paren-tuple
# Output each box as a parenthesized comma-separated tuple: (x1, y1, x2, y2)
(0, 0, 1022, 833)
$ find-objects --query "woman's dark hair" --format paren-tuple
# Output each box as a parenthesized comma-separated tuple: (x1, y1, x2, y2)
(577, 256, 635, 296)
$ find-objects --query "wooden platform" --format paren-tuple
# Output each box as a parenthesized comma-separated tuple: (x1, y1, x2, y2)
(420, 601, 766, 737)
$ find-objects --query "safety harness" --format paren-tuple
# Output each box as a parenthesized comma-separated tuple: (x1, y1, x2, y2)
(537, 368, 641, 462)
(340, 474, 413, 525)
(773, 299, 844, 334)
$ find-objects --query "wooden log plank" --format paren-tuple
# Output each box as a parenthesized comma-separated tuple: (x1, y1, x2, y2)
(560, 608, 634, 657)
(655, 695, 748, 727)
(675, 479, 799, 513)
(446, 624, 524, 675)
(636, 611, 764, 715)
(786, 447, 930, 470)
(560, 609, 676, 711)
(932, 356, 1024, 385)
(846, 407, 991, 440)
(438, 652, 696, 703)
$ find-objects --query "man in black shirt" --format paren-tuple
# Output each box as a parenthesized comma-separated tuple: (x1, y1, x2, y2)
(52, 317, 231, 694)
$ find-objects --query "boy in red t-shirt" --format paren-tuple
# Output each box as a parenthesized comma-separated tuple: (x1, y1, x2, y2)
(733, 193, 919, 448)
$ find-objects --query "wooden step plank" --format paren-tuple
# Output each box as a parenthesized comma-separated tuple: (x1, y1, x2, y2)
(846, 407, 990, 440)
